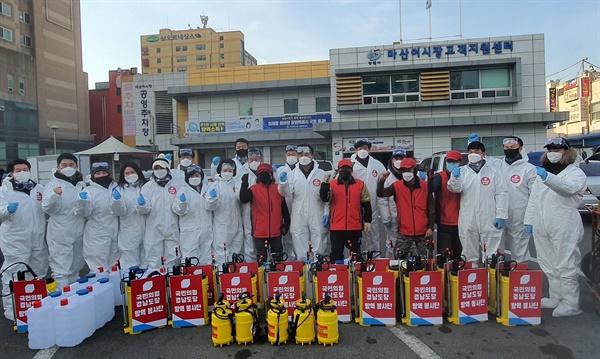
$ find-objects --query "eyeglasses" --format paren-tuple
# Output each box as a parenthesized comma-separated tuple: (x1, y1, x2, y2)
(545, 137, 568, 147)
(186, 165, 202, 174)
(502, 138, 519, 146)
(392, 148, 406, 157)
(297, 146, 312, 154)
(91, 162, 109, 172)
(179, 149, 193, 157)
(285, 145, 298, 152)
(248, 150, 262, 158)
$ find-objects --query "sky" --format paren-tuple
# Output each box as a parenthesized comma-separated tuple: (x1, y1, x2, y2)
(80, 0, 600, 88)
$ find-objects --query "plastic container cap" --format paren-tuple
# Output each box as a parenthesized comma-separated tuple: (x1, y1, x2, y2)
(77, 278, 89, 284)
(98, 267, 105, 273)
(76, 289, 90, 296)
(60, 298, 68, 306)
(98, 278, 109, 284)
(111, 265, 118, 272)
(85, 273, 96, 279)
(33, 300, 42, 308)
(49, 291, 62, 298)
(63, 285, 71, 292)
(128, 265, 140, 271)
(335, 260, 344, 264)
(86, 286, 94, 292)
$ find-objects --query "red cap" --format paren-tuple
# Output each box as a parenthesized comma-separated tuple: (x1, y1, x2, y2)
(338, 159, 353, 169)
(60, 298, 68, 306)
(111, 266, 118, 272)
(98, 267, 105, 273)
(63, 285, 71, 292)
(400, 158, 417, 169)
(446, 150, 462, 162)
(33, 300, 42, 308)
(256, 163, 273, 174)
(86, 286, 93, 292)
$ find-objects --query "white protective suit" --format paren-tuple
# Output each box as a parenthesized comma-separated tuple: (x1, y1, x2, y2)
(448, 160, 508, 264)
(137, 176, 182, 268)
(524, 150, 586, 317)
(276, 163, 296, 260)
(278, 160, 329, 260)
(499, 154, 537, 262)
(0, 180, 48, 320)
(42, 175, 87, 289)
(172, 183, 213, 265)
(239, 167, 256, 260)
(377, 171, 401, 258)
(110, 183, 146, 270)
(205, 174, 243, 265)
(74, 181, 119, 272)
(351, 155, 386, 252)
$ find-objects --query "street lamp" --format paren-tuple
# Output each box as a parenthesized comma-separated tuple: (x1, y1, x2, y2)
(50, 125, 59, 154)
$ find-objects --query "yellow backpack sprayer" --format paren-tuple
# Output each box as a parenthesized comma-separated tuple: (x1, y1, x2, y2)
(288, 293, 315, 345)
(315, 292, 338, 346)
(267, 293, 289, 345)
(485, 249, 505, 315)
(234, 291, 261, 345)
(211, 293, 234, 347)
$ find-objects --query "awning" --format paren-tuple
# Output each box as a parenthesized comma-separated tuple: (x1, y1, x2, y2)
(564, 133, 600, 148)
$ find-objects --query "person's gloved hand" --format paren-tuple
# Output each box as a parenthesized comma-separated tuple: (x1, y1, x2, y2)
(212, 156, 221, 166)
(7, 202, 18, 214)
(209, 189, 217, 199)
(384, 221, 392, 229)
(493, 218, 505, 230)
(322, 215, 330, 228)
(112, 190, 121, 200)
(468, 133, 480, 143)
(525, 225, 533, 235)
(536, 166, 548, 180)
(165, 153, 173, 161)
(79, 192, 88, 200)
(279, 171, 288, 183)
(419, 171, 427, 181)
(452, 167, 461, 178)
(364, 223, 372, 234)
(180, 193, 186, 202)
(137, 194, 146, 206)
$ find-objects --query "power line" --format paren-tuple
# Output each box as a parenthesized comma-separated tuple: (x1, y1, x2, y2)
(545, 60, 581, 78)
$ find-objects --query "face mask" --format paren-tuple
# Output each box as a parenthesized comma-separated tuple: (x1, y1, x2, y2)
(125, 174, 139, 184)
(180, 158, 192, 167)
(221, 172, 233, 181)
(393, 161, 402, 169)
(236, 149, 248, 159)
(468, 153, 482, 164)
(154, 169, 168, 179)
(446, 163, 459, 173)
(299, 157, 312, 166)
(286, 156, 298, 166)
(402, 172, 415, 182)
(504, 149, 520, 159)
(338, 170, 351, 181)
(547, 152, 563, 163)
(249, 161, 260, 171)
(357, 149, 369, 159)
(188, 177, 202, 186)
(258, 173, 272, 184)
(14, 171, 31, 183)
(61, 167, 77, 177)
(93, 175, 112, 188)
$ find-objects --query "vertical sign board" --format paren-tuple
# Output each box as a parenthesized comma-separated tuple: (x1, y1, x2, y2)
(316, 270, 351, 322)
(508, 271, 543, 325)
(130, 276, 168, 333)
(169, 274, 206, 327)
(229, 262, 261, 303)
(361, 271, 396, 325)
(409, 271, 443, 326)
(12, 279, 47, 332)
(457, 268, 488, 324)
(220, 273, 253, 306)
(267, 271, 301, 319)
(187, 265, 216, 310)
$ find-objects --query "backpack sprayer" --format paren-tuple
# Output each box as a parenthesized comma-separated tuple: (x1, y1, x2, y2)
(2, 261, 47, 332)
(267, 292, 288, 345)
(485, 249, 505, 315)
(288, 293, 315, 345)
(351, 250, 380, 325)
(314, 292, 338, 346)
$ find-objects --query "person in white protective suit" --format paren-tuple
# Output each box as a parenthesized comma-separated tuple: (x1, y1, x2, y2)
(172, 165, 213, 265)
(211, 138, 249, 181)
(137, 154, 183, 268)
(205, 159, 243, 265)
(448, 141, 508, 265)
(171, 148, 196, 183)
(110, 162, 148, 270)
(237, 149, 262, 260)
(278, 145, 330, 260)
(524, 138, 586, 317)
(0, 159, 48, 321)
(377, 147, 406, 258)
(42, 153, 87, 290)
(498, 137, 537, 262)
(275, 144, 300, 260)
(351, 138, 386, 252)
(75, 162, 120, 273)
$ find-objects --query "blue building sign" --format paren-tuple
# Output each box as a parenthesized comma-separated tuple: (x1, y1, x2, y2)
(263, 114, 332, 130)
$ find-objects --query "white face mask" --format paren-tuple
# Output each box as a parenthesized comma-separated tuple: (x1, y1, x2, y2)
(547, 152, 563, 163)
(468, 153, 482, 164)
(125, 174, 139, 184)
(154, 169, 168, 179)
(221, 172, 233, 181)
(402, 172, 414, 182)
(393, 160, 402, 169)
(357, 149, 369, 159)
(180, 158, 192, 167)
(61, 167, 77, 177)
(249, 161, 260, 171)
(188, 177, 202, 186)
(14, 171, 31, 183)
(299, 157, 312, 166)
(286, 156, 298, 166)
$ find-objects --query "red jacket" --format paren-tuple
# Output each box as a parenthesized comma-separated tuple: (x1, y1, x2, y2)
(250, 183, 284, 238)
(393, 179, 429, 236)
(329, 178, 366, 231)
(437, 171, 460, 226)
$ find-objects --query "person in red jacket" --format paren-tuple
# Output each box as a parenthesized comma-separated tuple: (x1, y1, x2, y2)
(320, 159, 372, 262)
(377, 158, 434, 257)
(239, 163, 290, 262)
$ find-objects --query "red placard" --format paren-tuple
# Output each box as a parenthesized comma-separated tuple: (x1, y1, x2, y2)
(361, 271, 395, 325)
(131, 276, 167, 332)
(408, 271, 443, 325)
(508, 271, 542, 325)
(220, 272, 253, 304)
(457, 268, 488, 324)
(374, 258, 391, 272)
(267, 271, 300, 318)
(282, 261, 304, 273)
(185, 265, 216, 309)
(229, 262, 261, 304)
(12, 279, 47, 333)
(316, 270, 351, 322)
(169, 274, 206, 327)
(326, 264, 347, 271)
(581, 77, 590, 97)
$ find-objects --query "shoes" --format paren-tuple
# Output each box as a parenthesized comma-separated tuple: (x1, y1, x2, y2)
(541, 297, 560, 309)
(552, 302, 582, 317)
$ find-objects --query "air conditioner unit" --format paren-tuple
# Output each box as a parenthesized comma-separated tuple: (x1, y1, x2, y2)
(8, 87, 14, 92)
(0, 105, 5, 111)
(19, 89, 25, 95)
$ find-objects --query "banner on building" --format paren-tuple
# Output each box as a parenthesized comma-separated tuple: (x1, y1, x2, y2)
(343, 136, 414, 153)
(263, 114, 332, 130)
(122, 82, 155, 146)
(548, 88, 557, 112)
(581, 77, 590, 97)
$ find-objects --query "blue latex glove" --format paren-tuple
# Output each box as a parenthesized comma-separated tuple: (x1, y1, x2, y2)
(384, 222, 392, 229)
(137, 194, 146, 206)
(209, 189, 217, 199)
(112, 190, 121, 200)
(279, 171, 288, 183)
(525, 225, 533, 235)
(536, 166, 548, 180)
(322, 215, 330, 228)
(180, 193, 186, 202)
(452, 167, 461, 178)
(165, 153, 173, 161)
(79, 192, 88, 200)
(419, 171, 427, 181)
(7, 202, 18, 214)
(493, 218, 505, 230)
(468, 133, 480, 143)
(212, 156, 221, 166)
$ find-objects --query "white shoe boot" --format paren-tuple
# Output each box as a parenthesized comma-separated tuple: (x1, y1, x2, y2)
(4, 310, 14, 321)
(552, 302, 582, 317)
(541, 297, 560, 309)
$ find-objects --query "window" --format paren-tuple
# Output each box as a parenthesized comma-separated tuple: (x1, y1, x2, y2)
(0, 26, 12, 42)
(363, 75, 390, 95)
(284, 99, 298, 114)
(157, 68, 161, 73)
(176, 56, 187, 62)
(117, 104, 122, 113)
(0, 2, 11, 17)
(220, 43, 224, 49)
(219, 36, 224, 41)
(17, 143, 38, 158)
(18, 10, 30, 24)
(315, 97, 330, 112)
(19, 35, 31, 47)
(450, 70, 479, 90)
(391, 73, 420, 102)
(182, 45, 187, 51)
(18, 76, 24, 94)
(176, 45, 181, 52)
(220, 54, 225, 59)
(157, 58, 161, 64)
(196, 55, 206, 61)
(592, 102, 600, 122)
(450, 68, 511, 99)
(156, 47, 161, 53)
(196, 65, 207, 70)
(239, 101, 253, 116)
(452, 136, 504, 156)
(362, 74, 419, 104)
(196, 44, 206, 51)
(7, 73, 13, 92)
(177, 67, 187, 72)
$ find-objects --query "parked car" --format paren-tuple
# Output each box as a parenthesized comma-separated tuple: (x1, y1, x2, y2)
(417, 151, 468, 173)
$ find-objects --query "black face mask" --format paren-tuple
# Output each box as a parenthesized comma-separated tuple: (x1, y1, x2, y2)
(504, 149, 520, 159)
(258, 172, 272, 185)
(338, 170, 351, 181)
(236, 149, 248, 158)
(93, 175, 113, 189)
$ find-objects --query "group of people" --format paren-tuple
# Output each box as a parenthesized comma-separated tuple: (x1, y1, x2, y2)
(0, 135, 586, 320)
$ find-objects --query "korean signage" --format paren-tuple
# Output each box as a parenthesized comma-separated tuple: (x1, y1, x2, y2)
(12, 279, 47, 333)
(408, 271, 443, 326)
(220, 273, 254, 304)
(145, 33, 202, 43)
(507, 271, 542, 325)
(122, 82, 136, 136)
(568, 101, 580, 122)
(361, 271, 396, 326)
(228, 262, 261, 304)
(581, 77, 590, 97)
(263, 114, 332, 130)
(548, 88, 557, 112)
(316, 270, 351, 322)
(564, 87, 579, 103)
(122, 81, 155, 146)
(189, 265, 216, 309)
(581, 98, 590, 123)
(343, 136, 414, 153)
(169, 275, 206, 327)
(130, 276, 167, 332)
(267, 271, 301, 318)
(186, 119, 263, 134)
(456, 268, 488, 324)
